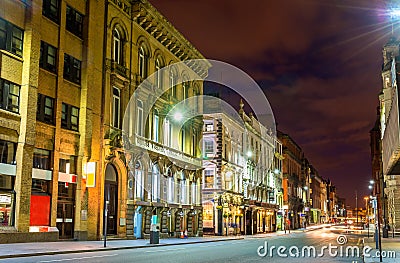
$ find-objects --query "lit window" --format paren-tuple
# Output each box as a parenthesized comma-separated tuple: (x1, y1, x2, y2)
(153, 109, 159, 142)
(204, 170, 214, 189)
(205, 123, 213, 131)
(169, 68, 177, 97)
(113, 29, 122, 64)
(112, 87, 121, 128)
(61, 103, 79, 131)
(136, 100, 143, 136)
(135, 161, 143, 200)
(37, 93, 55, 124)
(0, 18, 23, 57)
(155, 58, 162, 89)
(59, 156, 77, 174)
(40, 41, 57, 73)
(204, 140, 214, 154)
(138, 46, 147, 78)
(164, 118, 171, 147)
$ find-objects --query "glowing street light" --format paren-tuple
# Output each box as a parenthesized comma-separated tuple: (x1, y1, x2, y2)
(246, 151, 252, 158)
(173, 112, 183, 121)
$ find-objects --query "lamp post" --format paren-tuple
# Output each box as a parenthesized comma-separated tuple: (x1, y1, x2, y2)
(364, 196, 369, 238)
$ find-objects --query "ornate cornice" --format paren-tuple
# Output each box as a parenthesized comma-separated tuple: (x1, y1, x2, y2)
(131, 0, 211, 78)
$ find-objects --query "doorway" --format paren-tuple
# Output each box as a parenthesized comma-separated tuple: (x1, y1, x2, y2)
(56, 201, 74, 239)
(105, 164, 118, 235)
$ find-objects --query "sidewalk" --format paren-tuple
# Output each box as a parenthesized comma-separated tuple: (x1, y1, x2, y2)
(0, 236, 243, 259)
(0, 224, 328, 259)
(363, 237, 400, 263)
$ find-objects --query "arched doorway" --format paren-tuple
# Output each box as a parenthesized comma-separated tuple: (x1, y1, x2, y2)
(105, 164, 118, 235)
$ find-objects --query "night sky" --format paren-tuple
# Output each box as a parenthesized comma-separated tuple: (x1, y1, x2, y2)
(150, 0, 392, 207)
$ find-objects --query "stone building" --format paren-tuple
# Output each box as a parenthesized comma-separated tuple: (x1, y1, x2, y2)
(103, 0, 210, 240)
(201, 112, 245, 235)
(278, 131, 305, 229)
(0, 0, 103, 242)
(0, 0, 209, 242)
(239, 101, 282, 235)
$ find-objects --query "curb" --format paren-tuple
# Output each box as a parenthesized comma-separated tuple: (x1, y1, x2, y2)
(0, 237, 244, 259)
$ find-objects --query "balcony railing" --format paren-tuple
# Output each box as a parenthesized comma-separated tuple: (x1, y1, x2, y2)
(134, 135, 202, 167)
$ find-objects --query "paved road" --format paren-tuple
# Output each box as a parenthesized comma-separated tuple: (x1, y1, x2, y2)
(0, 227, 364, 263)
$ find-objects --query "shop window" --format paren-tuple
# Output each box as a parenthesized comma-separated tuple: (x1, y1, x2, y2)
(33, 148, 51, 170)
(61, 103, 79, 131)
(42, 0, 60, 23)
(0, 189, 15, 227)
(63, 53, 81, 84)
(66, 5, 83, 38)
(37, 93, 55, 124)
(0, 140, 16, 164)
(0, 18, 23, 57)
(31, 178, 51, 194)
(40, 41, 57, 73)
(0, 78, 20, 113)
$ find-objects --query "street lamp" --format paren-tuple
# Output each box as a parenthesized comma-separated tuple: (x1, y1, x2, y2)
(364, 196, 370, 238)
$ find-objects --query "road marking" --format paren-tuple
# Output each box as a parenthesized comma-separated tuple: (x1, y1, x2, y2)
(38, 253, 118, 262)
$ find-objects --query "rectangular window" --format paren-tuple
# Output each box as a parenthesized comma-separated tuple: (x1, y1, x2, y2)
(0, 18, 23, 57)
(31, 178, 50, 194)
(204, 140, 214, 154)
(40, 41, 57, 73)
(33, 148, 51, 170)
(63, 54, 81, 84)
(205, 123, 213, 131)
(176, 179, 181, 204)
(59, 156, 77, 174)
(61, 103, 79, 131)
(0, 140, 16, 165)
(168, 177, 174, 203)
(181, 180, 186, 204)
(0, 78, 20, 113)
(66, 5, 83, 38)
(42, 0, 60, 23)
(204, 169, 214, 189)
(37, 93, 55, 124)
(112, 87, 121, 128)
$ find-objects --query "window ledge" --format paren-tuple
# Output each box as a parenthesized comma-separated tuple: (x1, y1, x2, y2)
(0, 50, 23, 62)
(62, 78, 81, 87)
(0, 108, 21, 121)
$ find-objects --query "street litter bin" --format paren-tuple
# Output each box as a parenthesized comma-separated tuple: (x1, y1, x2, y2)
(150, 223, 160, 244)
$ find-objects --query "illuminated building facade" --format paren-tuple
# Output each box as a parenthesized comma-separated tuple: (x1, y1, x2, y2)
(0, 0, 209, 242)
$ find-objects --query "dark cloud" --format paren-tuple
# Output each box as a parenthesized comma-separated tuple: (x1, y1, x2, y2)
(150, 0, 391, 206)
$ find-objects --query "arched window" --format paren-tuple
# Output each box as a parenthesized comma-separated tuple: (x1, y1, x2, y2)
(112, 87, 121, 128)
(113, 28, 122, 64)
(136, 100, 143, 136)
(182, 81, 189, 99)
(155, 58, 162, 89)
(134, 161, 143, 200)
(138, 46, 147, 78)
(153, 109, 159, 142)
(169, 67, 177, 97)
(152, 164, 160, 202)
